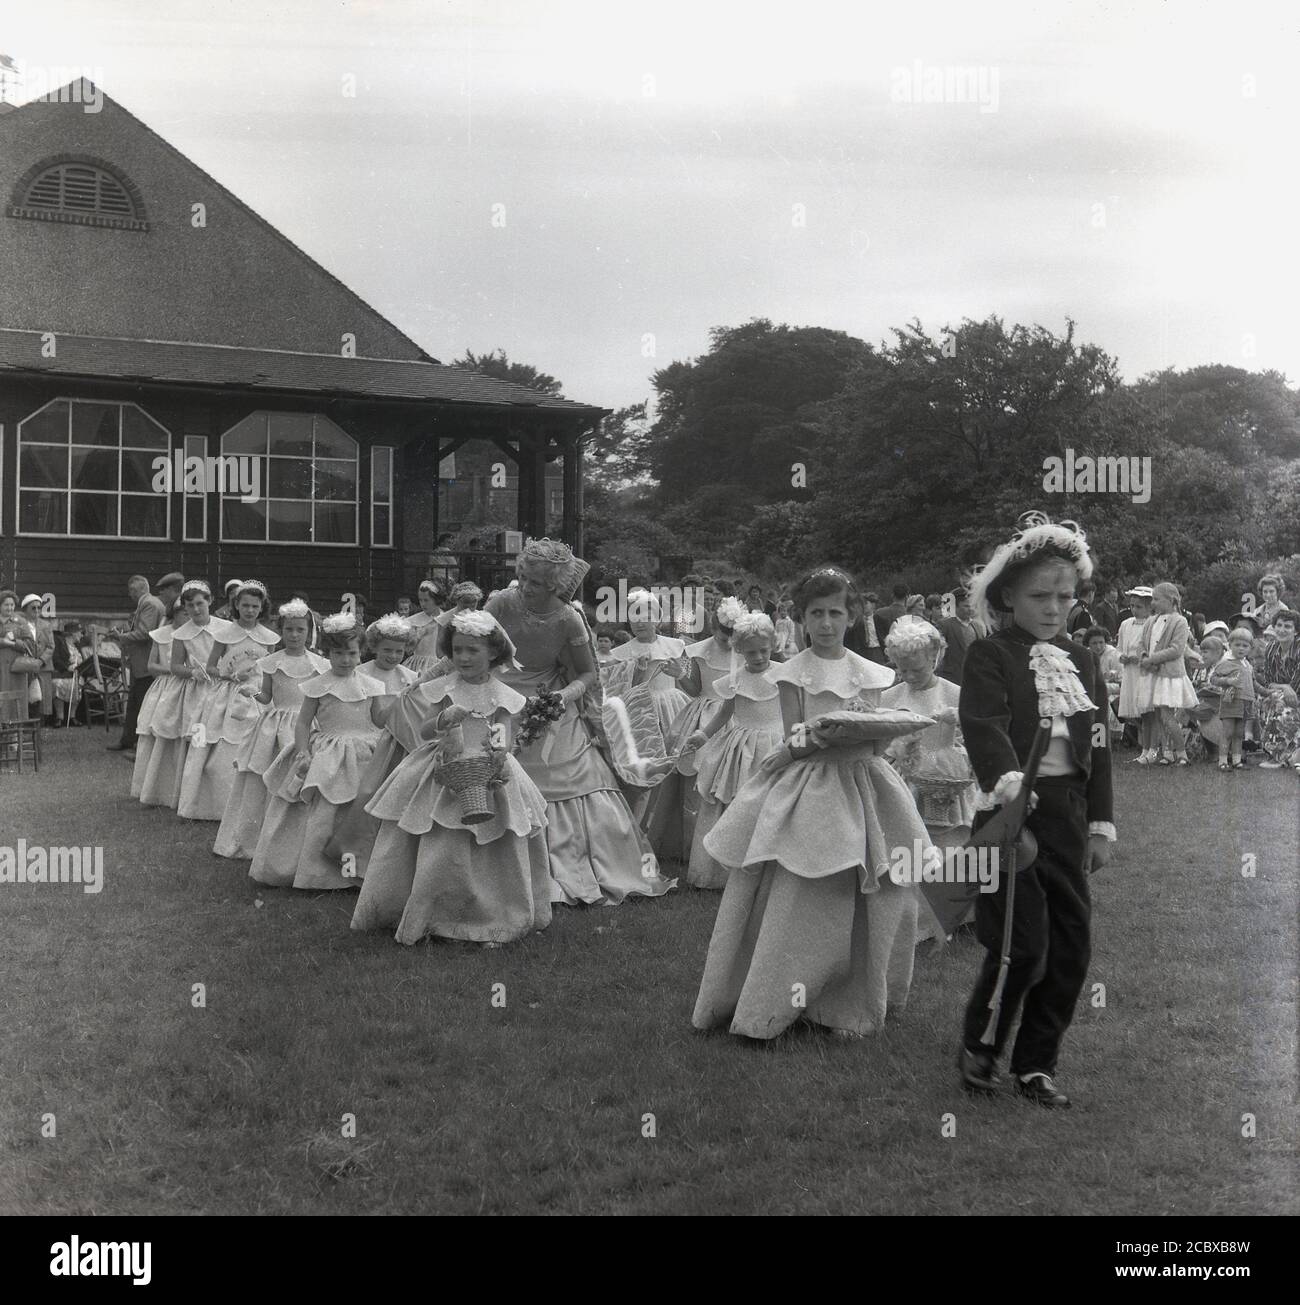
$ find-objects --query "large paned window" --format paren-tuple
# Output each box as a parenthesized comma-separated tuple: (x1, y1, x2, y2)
(17, 399, 169, 538)
(220, 412, 359, 545)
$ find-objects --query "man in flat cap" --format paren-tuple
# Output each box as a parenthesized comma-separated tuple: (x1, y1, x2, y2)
(108, 573, 175, 754)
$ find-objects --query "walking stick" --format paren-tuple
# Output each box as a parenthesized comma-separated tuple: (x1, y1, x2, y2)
(975, 717, 1053, 1047)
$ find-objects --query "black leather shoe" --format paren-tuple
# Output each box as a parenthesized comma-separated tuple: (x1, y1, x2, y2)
(958, 1047, 1001, 1095)
(106, 742, 131, 751)
(1015, 1073, 1071, 1108)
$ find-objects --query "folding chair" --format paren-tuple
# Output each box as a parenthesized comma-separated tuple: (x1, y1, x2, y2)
(0, 689, 41, 772)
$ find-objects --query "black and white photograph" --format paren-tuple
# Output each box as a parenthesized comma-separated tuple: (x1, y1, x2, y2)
(0, 0, 1294, 1265)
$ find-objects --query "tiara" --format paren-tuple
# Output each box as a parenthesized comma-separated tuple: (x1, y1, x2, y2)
(182, 579, 211, 596)
(235, 579, 268, 597)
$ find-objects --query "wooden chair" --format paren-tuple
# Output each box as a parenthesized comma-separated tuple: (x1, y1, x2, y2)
(79, 628, 129, 731)
(0, 689, 41, 772)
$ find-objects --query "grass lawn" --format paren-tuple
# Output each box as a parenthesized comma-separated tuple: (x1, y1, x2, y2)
(1, 727, 1296, 1215)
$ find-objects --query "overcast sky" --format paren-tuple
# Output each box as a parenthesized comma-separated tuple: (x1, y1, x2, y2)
(4, 0, 1295, 409)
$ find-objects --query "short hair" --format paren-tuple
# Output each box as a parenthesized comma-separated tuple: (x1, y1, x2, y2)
(127, 574, 150, 588)
(180, 581, 212, 604)
(1199, 635, 1226, 654)
(925, 592, 944, 609)
(1272, 607, 1299, 628)
(0, 589, 18, 608)
(789, 566, 863, 623)
(892, 583, 909, 600)
(1259, 573, 1285, 593)
(1084, 625, 1110, 644)
(863, 591, 880, 604)
(612, 629, 633, 645)
(595, 625, 618, 641)
(1078, 579, 1096, 598)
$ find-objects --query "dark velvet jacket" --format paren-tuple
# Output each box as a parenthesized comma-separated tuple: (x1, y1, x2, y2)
(958, 624, 1114, 827)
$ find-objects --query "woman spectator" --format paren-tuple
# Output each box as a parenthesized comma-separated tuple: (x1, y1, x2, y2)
(20, 595, 55, 723)
(0, 589, 40, 708)
(1256, 574, 1287, 635)
(1256, 608, 1300, 769)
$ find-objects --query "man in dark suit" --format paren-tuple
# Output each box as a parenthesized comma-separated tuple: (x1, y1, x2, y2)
(1066, 580, 1095, 636)
(1092, 585, 1120, 637)
(844, 588, 886, 662)
(935, 588, 985, 685)
(108, 572, 174, 754)
(873, 583, 910, 644)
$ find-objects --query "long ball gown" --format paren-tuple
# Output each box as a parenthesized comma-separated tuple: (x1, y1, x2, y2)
(881, 675, 976, 939)
(486, 589, 673, 905)
(693, 648, 931, 1039)
(177, 622, 278, 820)
(212, 650, 328, 859)
(249, 671, 385, 890)
(350, 673, 552, 944)
(404, 611, 446, 676)
(130, 626, 174, 798)
(686, 666, 783, 890)
(1116, 615, 1151, 720)
(135, 618, 230, 808)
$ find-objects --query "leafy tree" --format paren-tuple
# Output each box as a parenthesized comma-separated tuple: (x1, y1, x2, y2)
(453, 348, 563, 396)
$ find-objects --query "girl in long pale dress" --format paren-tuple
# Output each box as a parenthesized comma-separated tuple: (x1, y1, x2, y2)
(880, 616, 976, 941)
(684, 612, 783, 890)
(177, 581, 278, 820)
(136, 582, 231, 808)
(319, 614, 421, 875)
(351, 611, 551, 946)
(404, 580, 446, 675)
(487, 539, 673, 906)
(610, 589, 693, 860)
(659, 597, 744, 862)
(250, 615, 386, 890)
(694, 567, 932, 1040)
(130, 625, 175, 798)
(213, 601, 328, 858)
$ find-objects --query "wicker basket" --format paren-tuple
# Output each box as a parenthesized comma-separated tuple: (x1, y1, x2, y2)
(433, 749, 507, 824)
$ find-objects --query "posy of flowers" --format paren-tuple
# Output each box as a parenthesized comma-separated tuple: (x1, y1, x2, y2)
(514, 690, 566, 749)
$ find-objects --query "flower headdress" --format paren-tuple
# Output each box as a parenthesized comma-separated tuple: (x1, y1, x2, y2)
(517, 537, 590, 600)
(715, 596, 747, 630)
(322, 611, 361, 635)
(278, 598, 310, 620)
(418, 579, 442, 596)
(451, 610, 497, 638)
(626, 587, 662, 624)
(731, 611, 775, 644)
(966, 512, 1094, 629)
(885, 614, 945, 664)
(370, 613, 412, 641)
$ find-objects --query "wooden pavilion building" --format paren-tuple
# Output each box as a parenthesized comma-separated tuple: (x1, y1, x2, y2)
(0, 80, 604, 615)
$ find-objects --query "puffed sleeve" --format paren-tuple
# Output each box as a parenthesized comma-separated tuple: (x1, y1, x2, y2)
(1077, 643, 1115, 831)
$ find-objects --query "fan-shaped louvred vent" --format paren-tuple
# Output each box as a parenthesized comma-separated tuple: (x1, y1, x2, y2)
(8, 158, 148, 230)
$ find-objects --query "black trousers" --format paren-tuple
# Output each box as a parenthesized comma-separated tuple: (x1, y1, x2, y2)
(119, 673, 153, 748)
(961, 776, 1092, 1076)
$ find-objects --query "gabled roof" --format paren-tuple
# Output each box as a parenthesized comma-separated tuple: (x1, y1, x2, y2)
(0, 329, 606, 416)
(1, 79, 434, 361)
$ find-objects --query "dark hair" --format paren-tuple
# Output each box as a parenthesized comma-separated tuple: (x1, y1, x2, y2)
(612, 629, 633, 645)
(789, 566, 863, 623)
(748, 584, 762, 595)
(952, 586, 969, 602)
(436, 618, 512, 667)
(863, 591, 880, 604)
(288, 590, 311, 604)
(232, 583, 271, 618)
(180, 582, 212, 605)
(595, 625, 618, 641)
(925, 592, 944, 609)
(1077, 579, 1096, 598)
(321, 619, 364, 653)
(1273, 608, 1299, 628)
(1084, 625, 1110, 644)
(892, 583, 909, 600)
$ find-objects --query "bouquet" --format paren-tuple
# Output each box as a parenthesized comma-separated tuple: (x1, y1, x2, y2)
(514, 690, 566, 751)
